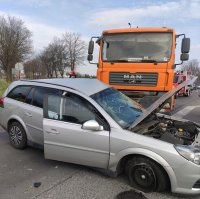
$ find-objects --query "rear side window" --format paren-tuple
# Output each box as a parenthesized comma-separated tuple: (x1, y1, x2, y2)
(33, 87, 62, 108)
(7, 86, 32, 102)
(25, 88, 34, 104)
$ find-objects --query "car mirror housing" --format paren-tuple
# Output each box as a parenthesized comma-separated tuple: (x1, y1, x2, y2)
(82, 120, 104, 131)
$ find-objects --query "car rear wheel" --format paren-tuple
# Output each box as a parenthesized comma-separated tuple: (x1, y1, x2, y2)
(125, 157, 169, 192)
(8, 122, 27, 149)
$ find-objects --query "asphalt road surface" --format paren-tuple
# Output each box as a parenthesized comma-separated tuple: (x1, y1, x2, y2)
(0, 91, 200, 199)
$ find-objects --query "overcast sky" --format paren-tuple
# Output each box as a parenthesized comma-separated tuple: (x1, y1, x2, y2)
(0, 0, 200, 74)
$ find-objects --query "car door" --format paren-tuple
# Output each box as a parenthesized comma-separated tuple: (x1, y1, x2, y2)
(24, 86, 62, 145)
(43, 93, 110, 169)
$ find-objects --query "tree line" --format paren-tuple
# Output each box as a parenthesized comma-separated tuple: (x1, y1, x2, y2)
(0, 15, 87, 81)
(24, 33, 86, 79)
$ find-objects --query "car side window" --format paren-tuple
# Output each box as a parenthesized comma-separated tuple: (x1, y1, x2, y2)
(25, 87, 34, 104)
(7, 86, 32, 102)
(61, 94, 95, 124)
(33, 87, 62, 108)
(46, 93, 109, 131)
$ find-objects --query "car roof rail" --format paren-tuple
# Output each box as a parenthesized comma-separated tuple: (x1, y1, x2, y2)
(19, 79, 76, 91)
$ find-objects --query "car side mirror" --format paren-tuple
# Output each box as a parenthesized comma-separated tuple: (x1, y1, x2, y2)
(82, 120, 104, 131)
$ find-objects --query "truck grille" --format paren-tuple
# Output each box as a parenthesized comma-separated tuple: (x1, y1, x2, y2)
(109, 72, 158, 86)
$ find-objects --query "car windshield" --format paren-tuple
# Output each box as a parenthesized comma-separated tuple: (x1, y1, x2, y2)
(90, 87, 144, 128)
(102, 32, 172, 62)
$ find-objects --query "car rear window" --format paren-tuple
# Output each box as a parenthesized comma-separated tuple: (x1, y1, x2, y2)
(7, 86, 32, 102)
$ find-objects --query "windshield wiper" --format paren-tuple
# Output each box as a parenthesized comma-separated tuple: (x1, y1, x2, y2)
(107, 59, 129, 63)
(140, 59, 158, 63)
(106, 59, 158, 63)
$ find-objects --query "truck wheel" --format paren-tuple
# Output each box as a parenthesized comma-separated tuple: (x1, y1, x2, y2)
(8, 122, 27, 149)
(125, 157, 169, 192)
(174, 93, 178, 99)
(185, 90, 190, 97)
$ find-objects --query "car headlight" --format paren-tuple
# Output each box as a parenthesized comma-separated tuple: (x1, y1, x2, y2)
(174, 145, 200, 165)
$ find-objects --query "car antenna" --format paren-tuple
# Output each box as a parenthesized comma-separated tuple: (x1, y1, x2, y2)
(128, 23, 131, 28)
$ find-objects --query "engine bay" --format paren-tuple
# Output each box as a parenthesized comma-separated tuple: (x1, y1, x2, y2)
(133, 114, 200, 145)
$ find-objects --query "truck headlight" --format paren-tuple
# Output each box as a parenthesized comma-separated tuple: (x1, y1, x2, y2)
(174, 145, 200, 165)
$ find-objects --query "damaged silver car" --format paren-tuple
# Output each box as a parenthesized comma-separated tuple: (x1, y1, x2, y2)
(0, 78, 200, 194)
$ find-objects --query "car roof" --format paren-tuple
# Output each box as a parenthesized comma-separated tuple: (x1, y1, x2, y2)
(20, 78, 109, 96)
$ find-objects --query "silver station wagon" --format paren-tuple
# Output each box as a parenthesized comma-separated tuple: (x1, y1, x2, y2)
(0, 78, 200, 195)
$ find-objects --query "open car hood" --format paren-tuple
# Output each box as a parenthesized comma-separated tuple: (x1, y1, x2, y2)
(129, 76, 198, 130)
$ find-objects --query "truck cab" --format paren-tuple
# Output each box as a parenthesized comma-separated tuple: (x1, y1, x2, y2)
(88, 27, 190, 106)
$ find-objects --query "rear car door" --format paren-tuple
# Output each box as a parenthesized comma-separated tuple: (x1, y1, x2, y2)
(23, 86, 62, 145)
(43, 93, 110, 168)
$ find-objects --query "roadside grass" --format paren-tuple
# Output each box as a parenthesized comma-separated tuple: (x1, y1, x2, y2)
(0, 79, 9, 96)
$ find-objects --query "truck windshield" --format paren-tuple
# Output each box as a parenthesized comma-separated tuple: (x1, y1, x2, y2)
(91, 87, 144, 129)
(102, 32, 172, 63)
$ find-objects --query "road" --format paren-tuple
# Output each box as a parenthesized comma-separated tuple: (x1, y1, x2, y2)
(0, 91, 200, 199)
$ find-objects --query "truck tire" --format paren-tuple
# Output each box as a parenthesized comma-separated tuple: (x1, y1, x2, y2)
(174, 93, 178, 99)
(185, 90, 190, 97)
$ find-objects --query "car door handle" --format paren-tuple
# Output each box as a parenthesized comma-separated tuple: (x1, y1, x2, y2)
(46, 129, 60, 135)
(25, 112, 32, 117)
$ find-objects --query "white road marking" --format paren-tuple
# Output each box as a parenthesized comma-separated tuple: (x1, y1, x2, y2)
(173, 106, 200, 118)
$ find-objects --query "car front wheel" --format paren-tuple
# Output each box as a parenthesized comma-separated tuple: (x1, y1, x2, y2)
(125, 157, 169, 192)
(8, 122, 27, 149)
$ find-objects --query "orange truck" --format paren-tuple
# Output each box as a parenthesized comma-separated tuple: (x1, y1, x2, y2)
(87, 27, 190, 110)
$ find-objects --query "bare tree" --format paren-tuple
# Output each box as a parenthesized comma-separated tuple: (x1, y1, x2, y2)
(38, 32, 86, 78)
(0, 15, 32, 81)
(181, 59, 200, 82)
(40, 44, 56, 78)
(40, 37, 69, 78)
(51, 38, 67, 78)
(24, 55, 46, 79)
(63, 32, 86, 71)
(41, 43, 60, 78)
(40, 46, 54, 78)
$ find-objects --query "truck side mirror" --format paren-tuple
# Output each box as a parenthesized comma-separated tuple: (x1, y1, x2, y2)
(181, 38, 190, 53)
(180, 53, 189, 61)
(87, 54, 93, 61)
(88, 40, 94, 55)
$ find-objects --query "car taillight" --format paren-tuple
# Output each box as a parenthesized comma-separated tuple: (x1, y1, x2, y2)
(0, 97, 4, 108)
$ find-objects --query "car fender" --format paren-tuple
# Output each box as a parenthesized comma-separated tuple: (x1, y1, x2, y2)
(109, 147, 177, 189)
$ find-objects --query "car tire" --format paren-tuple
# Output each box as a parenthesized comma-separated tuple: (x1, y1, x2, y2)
(125, 157, 169, 192)
(8, 122, 27, 149)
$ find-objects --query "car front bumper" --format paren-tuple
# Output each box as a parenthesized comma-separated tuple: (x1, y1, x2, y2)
(169, 160, 200, 195)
